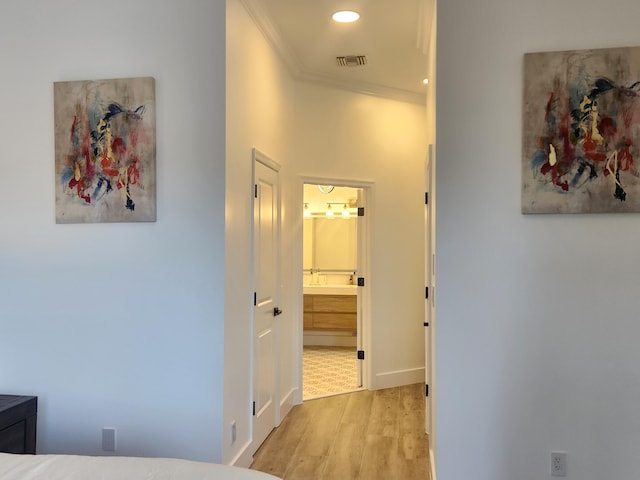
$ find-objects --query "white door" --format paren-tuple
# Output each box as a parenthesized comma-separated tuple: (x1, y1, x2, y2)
(425, 144, 435, 435)
(252, 152, 281, 453)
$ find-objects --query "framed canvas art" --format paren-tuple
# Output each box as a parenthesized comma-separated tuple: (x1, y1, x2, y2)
(54, 77, 156, 223)
(523, 47, 640, 213)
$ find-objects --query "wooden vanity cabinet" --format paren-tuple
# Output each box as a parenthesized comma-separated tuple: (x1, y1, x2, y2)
(303, 294, 357, 331)
(303, 295, 314, 329)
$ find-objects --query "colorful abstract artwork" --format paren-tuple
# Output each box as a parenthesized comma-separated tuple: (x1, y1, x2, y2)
(523, 47, 640, 213)
(54, 77, 156, 223)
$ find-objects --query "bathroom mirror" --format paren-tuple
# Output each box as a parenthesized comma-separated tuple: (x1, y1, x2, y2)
(303, 217, 357, 271)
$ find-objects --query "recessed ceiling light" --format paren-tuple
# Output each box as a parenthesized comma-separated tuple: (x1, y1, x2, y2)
(332, 11, 360, 23)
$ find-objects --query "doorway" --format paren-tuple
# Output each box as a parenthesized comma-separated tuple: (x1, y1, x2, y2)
(301, 182, 369, 400)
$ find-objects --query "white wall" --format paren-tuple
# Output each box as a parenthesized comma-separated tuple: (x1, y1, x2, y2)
(436, 0, 640, 479)
(293, 83, 428, 389)
(0, 0, 226, 462)
(224, 0, 296, 465)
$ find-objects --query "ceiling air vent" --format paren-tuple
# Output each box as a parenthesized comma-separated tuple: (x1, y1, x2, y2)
(336, 55, 367, 67)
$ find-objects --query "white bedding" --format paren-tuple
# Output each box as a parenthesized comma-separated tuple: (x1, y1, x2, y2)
(0, 453, 279, 480)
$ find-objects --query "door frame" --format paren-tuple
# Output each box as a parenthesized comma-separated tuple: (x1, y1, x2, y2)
(426, 143, 438, 479)
(295, 176, 374, 403)
(425, 144, 435, 436)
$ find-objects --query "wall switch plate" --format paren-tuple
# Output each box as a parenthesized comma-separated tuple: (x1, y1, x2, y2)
(102, 428, 116, 452)
(551, 451, 567, 476)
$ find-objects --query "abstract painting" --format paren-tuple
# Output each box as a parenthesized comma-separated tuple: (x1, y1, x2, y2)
(54, 77, 156, 223)
(523, 47, 640, 213)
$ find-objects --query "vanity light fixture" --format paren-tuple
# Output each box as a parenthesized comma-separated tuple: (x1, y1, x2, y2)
(332, 10, 360, 23)
(342, 204, 350, 218)
(304, 203, 312, 218)
(326, 204, 335, 218)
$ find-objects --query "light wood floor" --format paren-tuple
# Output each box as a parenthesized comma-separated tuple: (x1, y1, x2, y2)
(250, 383, 430, 480)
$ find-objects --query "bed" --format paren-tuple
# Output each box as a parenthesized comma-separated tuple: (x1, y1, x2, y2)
(0, 453, 279, 480)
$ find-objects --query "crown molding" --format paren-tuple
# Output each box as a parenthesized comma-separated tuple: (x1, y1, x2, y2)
(239, 0, 426, 106)
(239, 0, 305, 75)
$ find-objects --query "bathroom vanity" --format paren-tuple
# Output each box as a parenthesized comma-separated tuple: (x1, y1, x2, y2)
(303, 286, 357, 332)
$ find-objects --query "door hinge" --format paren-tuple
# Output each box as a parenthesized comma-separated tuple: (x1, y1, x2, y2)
(254, 184, 258, 198)
(425, 384, 429, 397)
(357, 350, 365, 360)
(252, 401, 256, 416)
(425, 192, 429, 204)
(424, 322, 429, 327)
(357, 207, 365, 217)
(357, 277, 365, 287)
(253, 292, 257, 306)
(425, 286, 429, 299)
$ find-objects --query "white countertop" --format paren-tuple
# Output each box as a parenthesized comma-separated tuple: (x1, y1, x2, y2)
(303, 284, 358, 295)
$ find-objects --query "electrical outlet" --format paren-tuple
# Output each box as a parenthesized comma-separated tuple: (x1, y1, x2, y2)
(102, 428, 116, 452)
(231, 421, 237, 444)
(551, 451, 567, 477)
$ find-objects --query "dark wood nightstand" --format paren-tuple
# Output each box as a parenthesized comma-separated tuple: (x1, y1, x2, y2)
(0, 395, 37, 454)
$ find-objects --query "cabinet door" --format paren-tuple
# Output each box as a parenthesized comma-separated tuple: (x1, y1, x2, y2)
(303, 313, 314, 329)
(313, 295, 357, 313)
(312, 313, 357, 330)
(0, 421, 26, 453)
(303, 295, 313, 312)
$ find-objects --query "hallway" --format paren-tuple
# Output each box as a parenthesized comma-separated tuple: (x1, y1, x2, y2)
(250, 383, 430, 479)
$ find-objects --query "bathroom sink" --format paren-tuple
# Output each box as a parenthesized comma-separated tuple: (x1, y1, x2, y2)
(303, 285, 358, 295)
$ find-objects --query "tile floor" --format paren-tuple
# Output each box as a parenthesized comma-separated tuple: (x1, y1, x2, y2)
(303, 346, 361, 400)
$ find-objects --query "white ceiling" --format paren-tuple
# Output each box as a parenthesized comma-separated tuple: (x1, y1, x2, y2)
(241, 0, 433, 105)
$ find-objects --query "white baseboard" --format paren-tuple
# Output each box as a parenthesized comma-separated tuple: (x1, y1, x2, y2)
(233, 391, 296, 468)
(303, 331, 357, 347)
(374, 367, 425, 390)
(228, 440, 253, 468)
(278, 388, 296, 424)
(235, 388, 297, 469)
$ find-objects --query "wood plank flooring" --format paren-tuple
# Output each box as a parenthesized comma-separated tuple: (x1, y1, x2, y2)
(250, 383, 430, 480)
